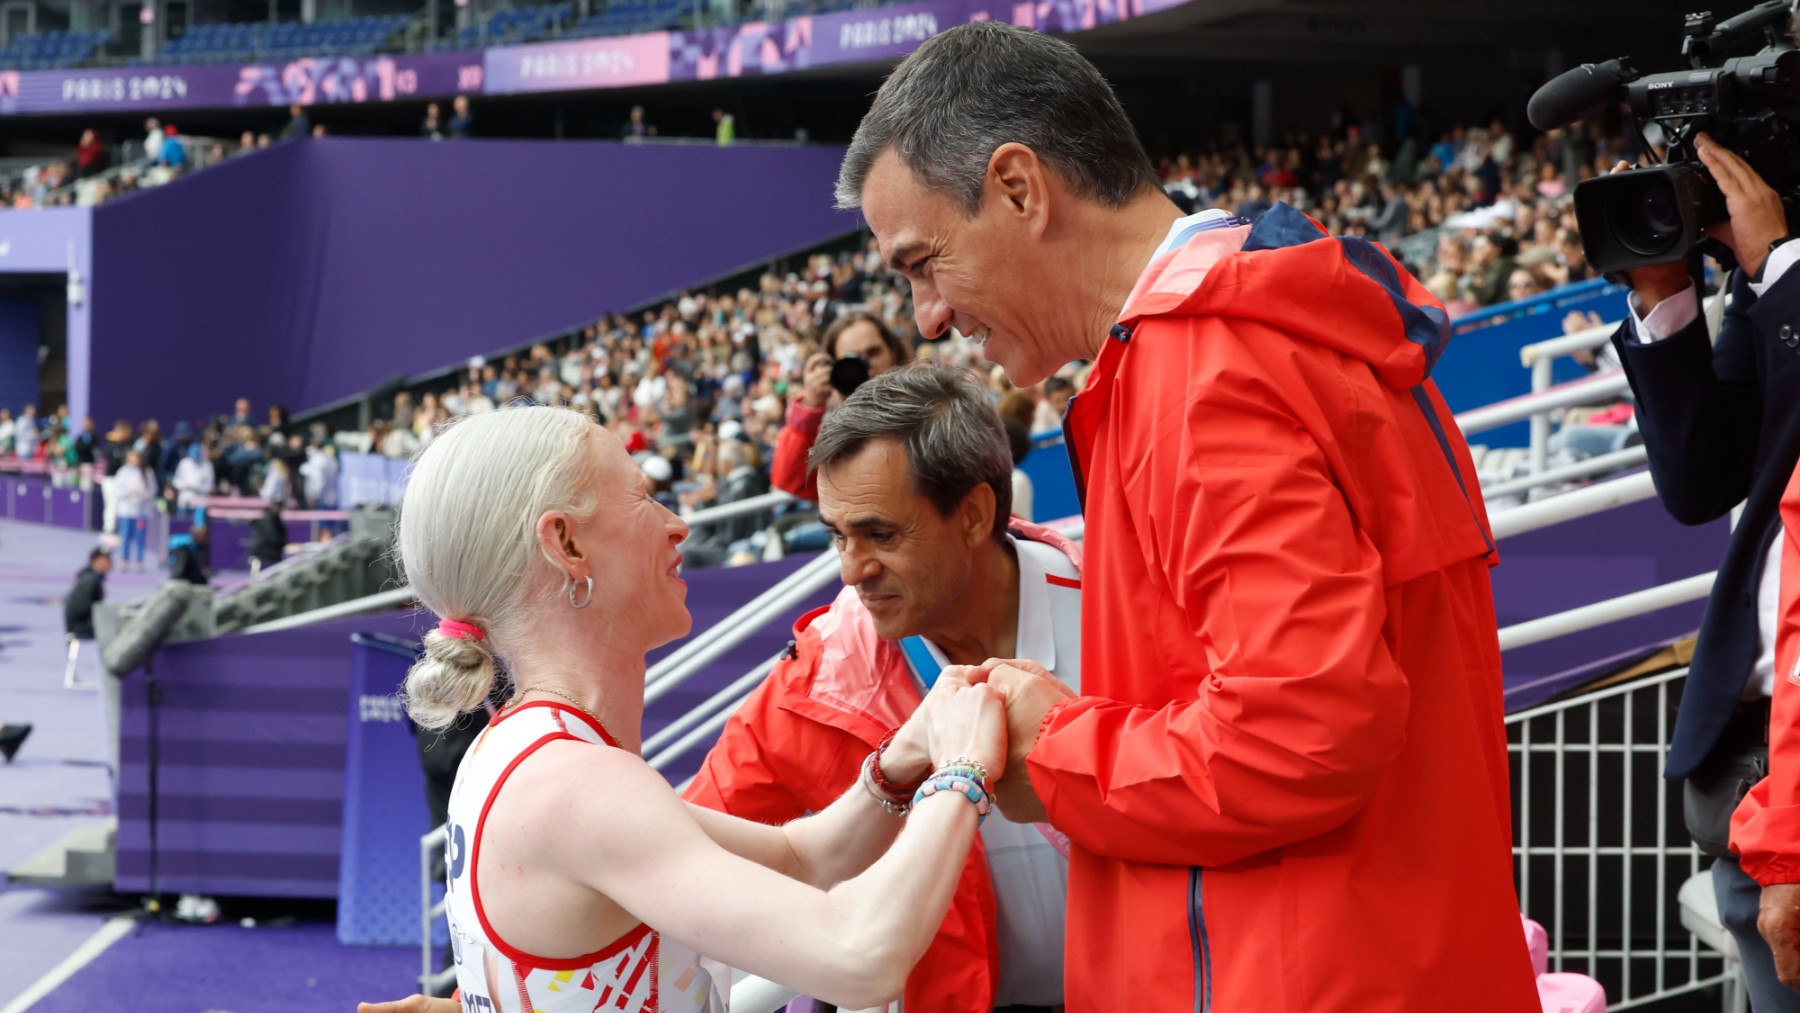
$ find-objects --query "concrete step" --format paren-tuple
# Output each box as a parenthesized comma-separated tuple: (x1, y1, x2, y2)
(8, 817, 115, 888)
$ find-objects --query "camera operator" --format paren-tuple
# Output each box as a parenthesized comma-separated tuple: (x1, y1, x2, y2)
(1612, 131, 1800, 1008)
(769, 311, 912, 500)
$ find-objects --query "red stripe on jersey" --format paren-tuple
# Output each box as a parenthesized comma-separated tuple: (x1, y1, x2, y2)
(1045, 573, 1082, 589)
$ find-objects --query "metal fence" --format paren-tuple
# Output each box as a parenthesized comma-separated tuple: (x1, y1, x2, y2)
(1509, 667, 1736, 1010)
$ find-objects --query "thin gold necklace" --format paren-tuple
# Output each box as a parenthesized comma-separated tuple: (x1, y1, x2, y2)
(509, 685, 612, 739)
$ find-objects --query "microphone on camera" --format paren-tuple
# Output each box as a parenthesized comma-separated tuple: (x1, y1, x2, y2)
(1528, 59, 1630, 132)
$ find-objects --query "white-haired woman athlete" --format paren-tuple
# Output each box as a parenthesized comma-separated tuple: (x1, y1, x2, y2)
(364, 405, 1006, 1013)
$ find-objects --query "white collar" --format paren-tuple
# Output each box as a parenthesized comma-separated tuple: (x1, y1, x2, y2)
(921, 535, 1056, 671)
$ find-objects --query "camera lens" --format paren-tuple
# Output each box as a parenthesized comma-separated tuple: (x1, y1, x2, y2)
(1607, 174, 1685, 259)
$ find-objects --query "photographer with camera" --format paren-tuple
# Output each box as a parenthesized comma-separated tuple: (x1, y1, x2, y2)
(770, 311, 913, 501)
(1608, 131, 1800, 1007)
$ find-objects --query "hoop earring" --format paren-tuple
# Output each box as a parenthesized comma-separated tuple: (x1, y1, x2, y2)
(568, 575, 594, 610)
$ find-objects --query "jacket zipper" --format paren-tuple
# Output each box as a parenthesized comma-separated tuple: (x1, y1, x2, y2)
(1189, 866, 1212, 1013)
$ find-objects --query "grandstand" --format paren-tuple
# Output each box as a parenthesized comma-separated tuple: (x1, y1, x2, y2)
(0, 0, 1766, 1010)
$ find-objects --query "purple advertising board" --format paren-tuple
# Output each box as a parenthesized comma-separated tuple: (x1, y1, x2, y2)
(0, 50, 478, 115)
(483, 32, 672, 94)
(1, 0, 1194, 114)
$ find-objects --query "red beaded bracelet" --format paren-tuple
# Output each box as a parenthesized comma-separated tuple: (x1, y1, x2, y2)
(868, 727, 927, 800)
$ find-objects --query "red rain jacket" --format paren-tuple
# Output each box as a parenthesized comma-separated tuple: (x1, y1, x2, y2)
(1732, 466, 1800, 885)
(684, 520, 1083, 1011)
(1037, 204, 1538, 1011)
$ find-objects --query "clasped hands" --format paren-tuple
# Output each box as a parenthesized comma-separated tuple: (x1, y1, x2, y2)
(877, 658, 1077, 823)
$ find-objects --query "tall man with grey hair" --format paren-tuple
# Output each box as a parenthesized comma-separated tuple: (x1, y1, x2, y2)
(686, 361, 1086, 1013)
(836, 21, 1537, 1012)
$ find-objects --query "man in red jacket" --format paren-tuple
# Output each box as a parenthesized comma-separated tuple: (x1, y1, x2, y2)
(836, 22, 1538, 1012)
(689, 362, 1083, 1012)
(1734, 466, 1800, 992)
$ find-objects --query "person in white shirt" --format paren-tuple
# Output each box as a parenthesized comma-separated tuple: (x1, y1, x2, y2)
(112, 451, 153, 571)
(171, 443, 216, 516)
(301, 443, 339, 509)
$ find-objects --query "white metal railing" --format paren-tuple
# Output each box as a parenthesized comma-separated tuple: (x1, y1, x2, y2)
(644, 652, 782, 765)
(1488, 471, 1659, 541)
(1497, 573, 1715, 652)
(680, 490, 796, 529)
(1508, 668, 1734, 1009)
(239, 495, 808, 636)
(1482, 446, 1648, 500)
(1455, 370, 1632, 438)
(644, 550, 842, 705)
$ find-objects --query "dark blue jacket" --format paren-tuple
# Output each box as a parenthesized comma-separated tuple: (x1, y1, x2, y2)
(1614, 267, 1800, 778)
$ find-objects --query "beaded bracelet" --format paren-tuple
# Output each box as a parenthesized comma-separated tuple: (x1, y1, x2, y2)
(869, 728, 928, 798)
(936, 756, 991, 783)
(913, 772, 992, 825)
(860, 751, 911, 817)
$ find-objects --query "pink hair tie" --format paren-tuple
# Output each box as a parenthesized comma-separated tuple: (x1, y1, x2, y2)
(437, 619, 484, 642)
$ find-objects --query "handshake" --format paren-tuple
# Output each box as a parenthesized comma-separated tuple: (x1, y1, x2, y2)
(877, 659, 1078, 823)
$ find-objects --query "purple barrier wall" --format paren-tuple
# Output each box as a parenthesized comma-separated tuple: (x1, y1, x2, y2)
(115, 551, 837, 898)
(1496, 487, 1730, 711)
(0, 474, 97, 529)
(88, 138, 856, 424)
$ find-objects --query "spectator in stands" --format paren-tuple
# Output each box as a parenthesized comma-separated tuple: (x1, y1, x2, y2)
(838, 22, 1536, 1009)
(771, 311, 911, 501)
(133, 420, 165, 493)
(260, 455, 292, 507)
(312, 124, 328, 139)
(143, 118, 163, 162)
(250, 503, 285, 571)
(0, 408, 12, 457)
(14, 404, 38, 462)
(75, 130, 104, 179)
(168, 525, 210, 586)
(171, 442, 216, 517)
(421, 103, 444, 141)
(100, 419, 131, 474)
(64, 546, 110, 641)
(112, 451, 152, 573)
(1607, 137, 1800, 1012)
(620, 104, 654, 141)
(1033, 374, 1075, 433)
(224, 428, 265, 495)
(231, 397, 253, 428)
(714, 107, 736, 146)
(72, 417, 96, 467)
(301, 437, 338, 509)
(160, 126, 187, 171)
(681, 433, 771, 567)
(447, 96, 474, 140)
(1004, 418, 1035, 523)
(281, 104, 311, 142)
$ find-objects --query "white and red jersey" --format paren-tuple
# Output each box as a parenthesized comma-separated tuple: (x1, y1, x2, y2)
(444, 700, 729, 1013)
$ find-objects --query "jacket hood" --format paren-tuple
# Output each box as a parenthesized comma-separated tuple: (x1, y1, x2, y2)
(1119, 202, 1452, 391)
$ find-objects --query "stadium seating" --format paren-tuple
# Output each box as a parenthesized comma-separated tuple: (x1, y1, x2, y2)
(565, 0, 685, 39)
(447, 3, 575, 48)
(160, 14, 410, 63)
(0, 29, 111, 70)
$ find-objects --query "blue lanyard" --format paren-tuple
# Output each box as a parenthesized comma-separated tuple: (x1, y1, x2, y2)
(900, 636, 943, 693)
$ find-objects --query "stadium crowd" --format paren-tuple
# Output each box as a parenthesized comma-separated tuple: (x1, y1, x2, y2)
(1160, 117, 1629, 311)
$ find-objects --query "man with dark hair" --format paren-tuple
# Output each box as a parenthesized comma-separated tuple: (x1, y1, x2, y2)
(688, 361, 1082, 1012)
(837, 21, 1533, 1011)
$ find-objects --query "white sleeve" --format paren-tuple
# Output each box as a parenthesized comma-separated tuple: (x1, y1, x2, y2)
(1625, 284, 1699, 344)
